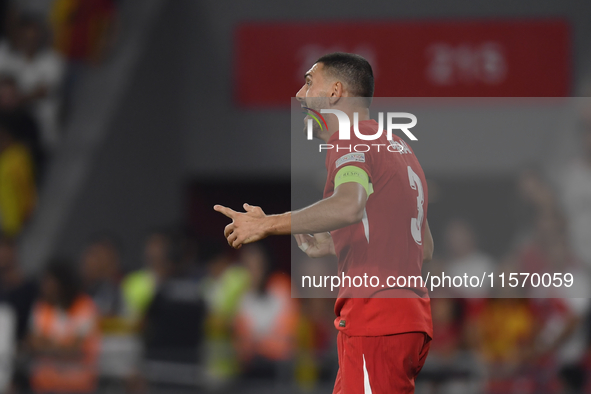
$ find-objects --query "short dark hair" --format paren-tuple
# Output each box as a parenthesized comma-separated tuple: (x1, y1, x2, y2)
(315, 52, 374, 105)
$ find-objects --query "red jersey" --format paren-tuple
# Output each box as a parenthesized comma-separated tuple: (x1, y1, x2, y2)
(323, 119, 432, 337)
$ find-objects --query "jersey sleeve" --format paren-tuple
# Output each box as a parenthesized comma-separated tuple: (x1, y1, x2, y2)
(326, 148, 374, 194)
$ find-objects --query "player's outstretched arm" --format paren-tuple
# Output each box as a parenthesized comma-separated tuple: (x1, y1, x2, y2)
(423, 220, 434, 262)
(290, 182, 367, 234)
(214, 182, 367, 249)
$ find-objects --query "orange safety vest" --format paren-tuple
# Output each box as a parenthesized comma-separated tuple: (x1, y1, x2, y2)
(30, 295, 100, 393)
(235, 274, 299, 362)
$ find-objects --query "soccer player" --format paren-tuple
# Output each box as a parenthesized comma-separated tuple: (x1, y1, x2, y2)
(214, 52, 433, 393)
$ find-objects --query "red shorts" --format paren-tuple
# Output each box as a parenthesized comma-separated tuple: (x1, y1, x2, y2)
(332, 331, 431, 394)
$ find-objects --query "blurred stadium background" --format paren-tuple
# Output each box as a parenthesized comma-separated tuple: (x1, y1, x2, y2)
(0, 0, 590, 393)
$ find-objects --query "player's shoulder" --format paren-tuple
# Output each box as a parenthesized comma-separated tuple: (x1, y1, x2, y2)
(388, 136, 415, 156)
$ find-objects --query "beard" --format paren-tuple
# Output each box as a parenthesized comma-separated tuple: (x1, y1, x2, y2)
(301, 96, 329, 139)
(303, 115, 322, 139)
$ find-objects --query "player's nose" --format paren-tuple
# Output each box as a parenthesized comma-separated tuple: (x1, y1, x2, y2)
(295, 85, 306, 101)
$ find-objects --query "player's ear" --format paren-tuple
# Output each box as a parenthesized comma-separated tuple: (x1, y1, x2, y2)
(328, 81, 343, 105)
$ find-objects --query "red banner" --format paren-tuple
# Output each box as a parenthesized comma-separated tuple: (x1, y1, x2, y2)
(235, 19, 570, 107)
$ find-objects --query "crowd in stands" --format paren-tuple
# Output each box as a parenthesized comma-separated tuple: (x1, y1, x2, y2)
(0, 0, 117, 239)
(0, 225, 319, 393)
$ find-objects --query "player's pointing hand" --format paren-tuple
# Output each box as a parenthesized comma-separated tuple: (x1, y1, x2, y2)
(213, 205, 237, 219)
(214, 203, 270, 249)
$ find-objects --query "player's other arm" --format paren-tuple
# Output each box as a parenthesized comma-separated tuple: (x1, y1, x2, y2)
(294, 232, 336, 257)
(423, 220, 434, 262)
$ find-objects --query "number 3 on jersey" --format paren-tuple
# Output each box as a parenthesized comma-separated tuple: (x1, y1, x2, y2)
(407, 166, 424, 245)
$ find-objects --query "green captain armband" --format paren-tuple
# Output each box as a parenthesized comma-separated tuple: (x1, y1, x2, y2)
(334, 165, 373, 197)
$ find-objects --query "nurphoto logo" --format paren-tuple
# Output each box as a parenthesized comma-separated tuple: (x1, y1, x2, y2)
(304, 109, 418, 142)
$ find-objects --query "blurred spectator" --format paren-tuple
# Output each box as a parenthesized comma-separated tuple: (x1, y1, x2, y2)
(0, 14, 64, 151)
(0, 235, 37, 343)
(444, 218, 495, 298)
(201, 241, 249, 385)
(558, 103, 591, 270)
(0, 302, 15, 393)
(477, 299, 535, 364)
(509, 169, 591, 393)
(0, 1, 7, 37)
(520, 219, 589, 393)
(9, 0, 53, 20)
(428, 298, 463, 362)
(516, 167, 560, 242)
(80, 233, 123, 318)
(234, 244, 299, 385)
(50, 0, 117, 65)
(0, 75, 44, 180)
(294, 297, 337, 390)
(419, 298, 484, 394)
(474, 298, 536, 393)
(121, 230, 171, 323)
(549, 90, 591, 394)
(141, 231, 207, 388)
(175, 226, 202, 279)
(81, 235, 141, 392)
(27, 258, 100, 394)
(0, 120, 36, 237)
